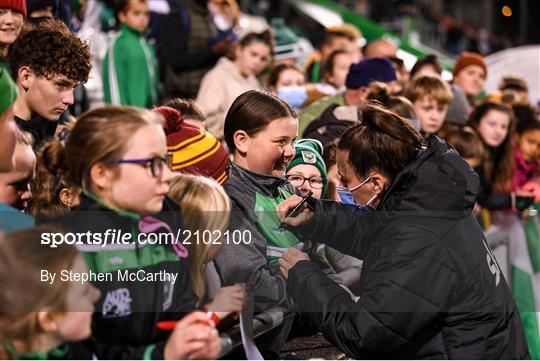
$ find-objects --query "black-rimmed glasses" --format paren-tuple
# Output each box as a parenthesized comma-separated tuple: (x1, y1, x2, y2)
(112, 154, 172, 178)
(285, 174, 326, 189)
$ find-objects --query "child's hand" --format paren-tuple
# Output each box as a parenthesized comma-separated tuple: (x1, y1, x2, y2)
(519, 181, 540, 202)
(205, 284, 247, 320)
(164, 312, 221, 360)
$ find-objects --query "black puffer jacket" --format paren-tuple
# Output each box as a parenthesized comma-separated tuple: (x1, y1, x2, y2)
(286, 136, 529, 359)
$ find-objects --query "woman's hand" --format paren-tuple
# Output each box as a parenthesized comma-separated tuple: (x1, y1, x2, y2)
(276, 195, 314, 227)
(204, 284, 247, 320)
(278, 247, 310, 279)
(164, 312, 221, 360)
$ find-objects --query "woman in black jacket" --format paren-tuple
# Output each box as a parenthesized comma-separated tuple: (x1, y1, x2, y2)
(276, 104, 529, 359)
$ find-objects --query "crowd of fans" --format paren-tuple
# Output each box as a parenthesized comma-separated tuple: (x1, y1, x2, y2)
(0, 0, 539, 359)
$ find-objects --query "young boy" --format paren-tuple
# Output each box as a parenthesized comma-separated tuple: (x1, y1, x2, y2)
(320, 49, 354, 93)
(10, 18, 91, 148)
(103, 0, 158, 108)
(405, 75, 453, 137)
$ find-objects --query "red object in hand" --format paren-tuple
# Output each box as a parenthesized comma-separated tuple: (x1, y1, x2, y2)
(156, 311, 219, 331)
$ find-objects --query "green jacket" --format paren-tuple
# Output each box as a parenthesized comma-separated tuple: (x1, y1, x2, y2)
(103, 24, 159, 108)
(54, 192, 196, 359)
(298, 93, 345, 136)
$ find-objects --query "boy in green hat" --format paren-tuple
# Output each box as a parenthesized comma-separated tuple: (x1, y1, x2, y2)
(285, 138, 328, 199)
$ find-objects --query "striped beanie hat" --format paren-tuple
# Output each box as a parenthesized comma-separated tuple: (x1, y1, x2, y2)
(153, 106, 230, 184)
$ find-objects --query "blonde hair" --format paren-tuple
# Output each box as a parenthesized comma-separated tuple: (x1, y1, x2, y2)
(168, 174, 231, 303)
(405, 75, 453, 106)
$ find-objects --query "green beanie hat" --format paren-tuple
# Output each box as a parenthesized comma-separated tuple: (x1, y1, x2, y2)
(0, 68, 18, 114)
(286, 138, 328, 196)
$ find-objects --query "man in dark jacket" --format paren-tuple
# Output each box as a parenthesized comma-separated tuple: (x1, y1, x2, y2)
(278, 135, 529, 359)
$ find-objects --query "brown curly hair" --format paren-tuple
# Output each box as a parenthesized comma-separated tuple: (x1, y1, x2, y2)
(9, 19, 91, 83)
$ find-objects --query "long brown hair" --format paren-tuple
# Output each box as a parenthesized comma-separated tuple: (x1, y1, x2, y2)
(468, 102, 515, 192)
(338, 103, 424, 180)
(0, 228, 78, 358)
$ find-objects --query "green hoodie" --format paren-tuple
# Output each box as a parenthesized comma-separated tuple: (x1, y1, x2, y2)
(103, 24, 159, 108)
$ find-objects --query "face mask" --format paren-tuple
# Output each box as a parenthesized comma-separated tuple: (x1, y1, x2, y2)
(212, 14, 233, 31)
(336, 186, 370, 214)
(277, 86, 308, 108)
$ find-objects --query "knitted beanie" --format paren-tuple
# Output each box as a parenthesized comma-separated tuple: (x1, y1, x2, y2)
(286, 139, 328, 196)
(453, 51, 487, 78)
(0, 68, 18, 114)
(345, 57, 396, 89)
(153, 106, 230, 184)
(0, 0, 26, 17)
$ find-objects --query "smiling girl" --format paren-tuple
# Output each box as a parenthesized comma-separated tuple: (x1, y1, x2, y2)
(0, 0, 25, 66)
(213, 90, 299, 304)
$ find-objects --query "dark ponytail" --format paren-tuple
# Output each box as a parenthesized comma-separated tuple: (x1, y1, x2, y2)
(338, 103, 423, 180)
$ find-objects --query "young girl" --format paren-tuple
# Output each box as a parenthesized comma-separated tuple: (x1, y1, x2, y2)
(49, 106, 221, 360)
(168, 174, 246, 321)
(469, 102, 534, 211)
(30, 133, 81, 222)
(267, 63, 308, 109)
(512, 115, 540, 197)
(0, 228, 100, 359)
(196, 31, 273, 140)
(212, 90, 298, 351)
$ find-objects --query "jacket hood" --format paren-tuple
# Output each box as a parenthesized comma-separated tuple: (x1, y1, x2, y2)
(379, 136, 480, 219)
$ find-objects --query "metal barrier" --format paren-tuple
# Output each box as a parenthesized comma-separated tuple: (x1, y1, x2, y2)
(218, 306, 297, 358)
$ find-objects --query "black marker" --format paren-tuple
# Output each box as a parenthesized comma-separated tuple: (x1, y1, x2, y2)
(279, 191, 313, 229)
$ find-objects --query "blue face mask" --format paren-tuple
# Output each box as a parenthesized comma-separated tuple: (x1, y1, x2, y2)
(277, 86, 308, 108)
(336, 186, 371, 214)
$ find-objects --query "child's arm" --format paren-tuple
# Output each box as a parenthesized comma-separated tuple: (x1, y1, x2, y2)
(212, 202, 293, 312)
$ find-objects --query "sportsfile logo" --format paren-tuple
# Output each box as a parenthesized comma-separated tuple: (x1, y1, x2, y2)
(40, 229, 253, 248)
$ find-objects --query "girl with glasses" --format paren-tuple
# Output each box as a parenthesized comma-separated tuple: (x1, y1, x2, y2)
(276, 103, 528, 359)
(285, 138, 363, 292)
(45, 106, 221, 360)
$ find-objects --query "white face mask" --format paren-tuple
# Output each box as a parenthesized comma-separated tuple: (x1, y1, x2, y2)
(347, 175, 379, 207)
(212, 14, 233, 31)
